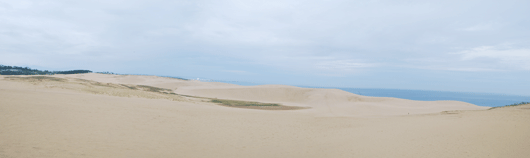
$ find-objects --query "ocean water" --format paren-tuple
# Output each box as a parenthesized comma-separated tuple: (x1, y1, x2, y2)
(326, 88, 530, 107)
(200, 79, 529, 107)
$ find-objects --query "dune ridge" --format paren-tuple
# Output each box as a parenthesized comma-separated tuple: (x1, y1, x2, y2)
(1, 73, 529, 158)
(48, 73, 487, 117)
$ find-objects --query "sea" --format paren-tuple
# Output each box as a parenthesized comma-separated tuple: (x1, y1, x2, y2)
(327, 88, 529, 107)
(207, 80, 530, 107)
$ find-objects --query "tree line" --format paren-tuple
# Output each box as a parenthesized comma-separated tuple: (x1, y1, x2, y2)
(0, 65, 92, 75)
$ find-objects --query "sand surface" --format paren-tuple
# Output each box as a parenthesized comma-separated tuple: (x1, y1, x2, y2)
(1, 74, 529, 157)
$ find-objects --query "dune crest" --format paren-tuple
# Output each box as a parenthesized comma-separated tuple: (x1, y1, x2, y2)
(51, 73, 488, 117)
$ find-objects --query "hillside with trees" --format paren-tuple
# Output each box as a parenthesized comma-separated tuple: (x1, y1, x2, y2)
(0, 65, 92, 75)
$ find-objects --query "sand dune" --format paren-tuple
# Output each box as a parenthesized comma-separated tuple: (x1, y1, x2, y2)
(1, 74, 528, 157)
(51, 73, 488, 117)
(176, 85, 487, 117)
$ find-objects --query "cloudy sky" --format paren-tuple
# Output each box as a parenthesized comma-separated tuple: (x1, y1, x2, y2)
(1, 0, 529, 95)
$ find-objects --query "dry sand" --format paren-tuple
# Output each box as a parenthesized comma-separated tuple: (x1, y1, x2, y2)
(1, 73, 529, 157)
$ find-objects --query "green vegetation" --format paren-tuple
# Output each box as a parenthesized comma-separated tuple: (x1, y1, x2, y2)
(96, 71, 117, 75)
(0, 65, 91, 75)
(5, 76, 66, 82)
(1, 64, 189, 81)
(489, 101, 530, 110)
(210, 98, 307, 110)
(211, 99, 280, 107)
(137, 85, 172, 93)
(120, 84, 138, 90)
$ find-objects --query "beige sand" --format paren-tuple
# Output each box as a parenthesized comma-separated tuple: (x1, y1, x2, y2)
(52, 73, 489, 117)
(1, 74, 529, 157)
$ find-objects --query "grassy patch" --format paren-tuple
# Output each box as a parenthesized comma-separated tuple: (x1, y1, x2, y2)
(136, 85, 172, 93)
(210, 98, 308, 110)
(92, 82, 117, 88)
(120, 84, 138, 90)
(5, 76, 66, 82)
(74, 78, 92, 82)
(489, 102, 530, 110)
(211, 99, 280, 107)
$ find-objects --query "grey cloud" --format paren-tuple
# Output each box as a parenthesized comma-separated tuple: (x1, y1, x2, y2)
(1, 0, 529, 73)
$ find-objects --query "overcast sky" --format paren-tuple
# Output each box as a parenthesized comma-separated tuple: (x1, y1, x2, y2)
(1, 0, 529, 95)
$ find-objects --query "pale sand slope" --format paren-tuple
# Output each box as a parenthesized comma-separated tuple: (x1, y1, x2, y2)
(52, 73, 487, 117)
(1, 76, 529, 158)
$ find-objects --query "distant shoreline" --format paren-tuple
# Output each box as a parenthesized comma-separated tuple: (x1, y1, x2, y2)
(2, 64, 527, 107)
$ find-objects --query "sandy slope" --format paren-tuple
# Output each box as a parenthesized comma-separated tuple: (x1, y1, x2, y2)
(52, 73, 488, 117)
(1, 74, 529, 158)
(175, 85, 489, 117)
